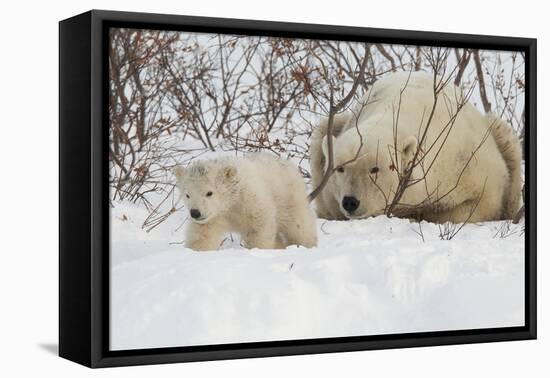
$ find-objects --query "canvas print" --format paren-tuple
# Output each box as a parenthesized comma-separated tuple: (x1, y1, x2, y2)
(108, 28, 526, 350)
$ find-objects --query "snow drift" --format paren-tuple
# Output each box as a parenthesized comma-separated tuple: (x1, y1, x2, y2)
(110, 201, 524, 350)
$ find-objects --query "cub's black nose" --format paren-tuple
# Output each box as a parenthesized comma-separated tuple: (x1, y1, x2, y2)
(190, 209, 201, 219)
(342, 196, 360, 213)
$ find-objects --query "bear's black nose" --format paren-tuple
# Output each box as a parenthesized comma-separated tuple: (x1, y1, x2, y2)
(342, 196, 360, 213)
(190, 209, 201, 219)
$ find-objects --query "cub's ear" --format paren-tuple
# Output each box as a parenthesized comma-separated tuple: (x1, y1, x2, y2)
(173, 165, 185, 180)
(401, 136, 418, 164)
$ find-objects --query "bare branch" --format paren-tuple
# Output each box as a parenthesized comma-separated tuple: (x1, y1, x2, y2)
(308, 46, 370, 202)
(473, 50, 492, 113)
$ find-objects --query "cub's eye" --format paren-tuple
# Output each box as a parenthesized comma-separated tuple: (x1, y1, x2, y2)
(206, 191, 213, 197)
(370, 167, 379, 174)
(185, 194, 190, 199)
(336, 166, 345, 173)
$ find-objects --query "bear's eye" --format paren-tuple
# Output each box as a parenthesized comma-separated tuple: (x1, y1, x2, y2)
(185, 194, 190, 199)
(370, 167, 379, 174)
(336, 166, 345, 173)
(206, 191, 213, 197)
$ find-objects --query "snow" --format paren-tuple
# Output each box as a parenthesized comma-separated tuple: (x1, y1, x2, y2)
(110, 201, 524, 351)
(107, 34, 526, 351)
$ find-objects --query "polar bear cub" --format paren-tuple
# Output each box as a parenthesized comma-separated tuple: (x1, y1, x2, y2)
(173, 153, 317, 251)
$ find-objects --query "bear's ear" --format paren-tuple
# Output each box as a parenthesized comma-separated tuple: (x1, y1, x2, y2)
(173, 165, 185, 180)
(401, 136, 418, 164)
(221, 165, 237, 182)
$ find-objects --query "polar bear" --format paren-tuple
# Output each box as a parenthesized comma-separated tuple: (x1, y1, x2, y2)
(310, 71, 522, 223)
(173, 153, 317, 251)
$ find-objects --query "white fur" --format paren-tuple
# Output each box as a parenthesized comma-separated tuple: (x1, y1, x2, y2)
(174, 154, 317, 251)
(310, 71, 522, 223)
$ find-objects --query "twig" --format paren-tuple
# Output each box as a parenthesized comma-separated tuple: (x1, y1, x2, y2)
(308, 45, 370, 201)
(473, 50, 492, 113)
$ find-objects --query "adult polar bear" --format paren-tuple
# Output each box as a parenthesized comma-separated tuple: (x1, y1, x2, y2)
(310, 71, 522, 223)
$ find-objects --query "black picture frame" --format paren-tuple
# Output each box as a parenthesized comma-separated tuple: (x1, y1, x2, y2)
(59, 9, 537, 368)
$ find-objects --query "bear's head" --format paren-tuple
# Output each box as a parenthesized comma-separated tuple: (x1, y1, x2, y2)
(173, 160, 238, 224)
(321, 127, 418, 219)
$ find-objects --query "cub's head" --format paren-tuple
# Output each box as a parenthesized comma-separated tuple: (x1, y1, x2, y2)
(173, 160, 238, 224)
(322, 128, 417, 219)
